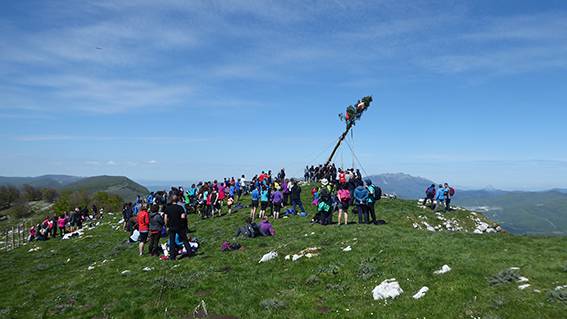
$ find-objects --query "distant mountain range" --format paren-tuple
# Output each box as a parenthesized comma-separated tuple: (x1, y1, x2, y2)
(367, 173, 436, 199)
(367, 173, 567, 236)
(0, 175, 148, 202)
(0, 175, 82, 189)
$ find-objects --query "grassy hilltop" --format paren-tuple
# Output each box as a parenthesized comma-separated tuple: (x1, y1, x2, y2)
(0, 190, 566, 319)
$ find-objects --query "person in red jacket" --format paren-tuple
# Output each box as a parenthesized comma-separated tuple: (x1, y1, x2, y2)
(137, 203, 150, 256)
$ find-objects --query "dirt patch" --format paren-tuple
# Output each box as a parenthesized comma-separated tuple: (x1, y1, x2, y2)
(218, 266, 232, 273)
(317, 306, 331, 314)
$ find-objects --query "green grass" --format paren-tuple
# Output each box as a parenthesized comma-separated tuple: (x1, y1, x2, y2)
(0, 190, 566, 319)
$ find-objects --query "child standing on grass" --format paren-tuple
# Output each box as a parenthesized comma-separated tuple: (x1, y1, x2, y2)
(227, 196, 234, 215)
(148, 204, 164, 257)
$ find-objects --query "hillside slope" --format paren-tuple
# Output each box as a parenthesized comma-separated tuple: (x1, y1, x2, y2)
(1, 189, 566, 318)
(62, 176, 149, 202)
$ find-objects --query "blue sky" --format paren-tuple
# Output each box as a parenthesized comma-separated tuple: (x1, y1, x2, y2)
(1, 0, 567, 190)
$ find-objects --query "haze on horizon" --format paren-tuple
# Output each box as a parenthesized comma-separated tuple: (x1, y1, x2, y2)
(1, 0, 566, 190)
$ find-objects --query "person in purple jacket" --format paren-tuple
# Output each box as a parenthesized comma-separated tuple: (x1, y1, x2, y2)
(282, 178, 290, 206)
(271, 187, 284, 219)
(258, 216, 276, 236)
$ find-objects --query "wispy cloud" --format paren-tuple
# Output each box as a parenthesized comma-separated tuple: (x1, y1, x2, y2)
(12, 135, 210, 143)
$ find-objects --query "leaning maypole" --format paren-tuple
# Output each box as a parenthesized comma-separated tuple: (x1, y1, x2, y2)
(324, 96, 373, 167)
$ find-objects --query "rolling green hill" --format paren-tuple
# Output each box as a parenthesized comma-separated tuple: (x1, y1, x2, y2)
(62, 176, 149, 202)
(1, 189, 565, 318)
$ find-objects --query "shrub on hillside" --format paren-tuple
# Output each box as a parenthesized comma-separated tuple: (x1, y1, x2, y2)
(41, 188, 58, 203)
(22, 184, 42, 202)
(91, 192, 123, 212)
(53, 190, 122, 213)
(12, 199, 32, 218)
(0, 185, 21, 209)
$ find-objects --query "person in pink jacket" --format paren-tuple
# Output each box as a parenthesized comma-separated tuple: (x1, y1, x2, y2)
(57, 214, 66, 237)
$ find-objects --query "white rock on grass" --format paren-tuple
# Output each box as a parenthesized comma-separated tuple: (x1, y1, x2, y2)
(434, 265, 452, 275)
(143, 267, 154, 272)
(27, 247, 40, 253)
(284, 255, 291, 260)
(88, 266, 95, 271)
(343, 246, 352, 252)
(121, 270, 131, 275)
(422, 222, 436, 232)
(259, 251, 278, 263)
(288, 247, 320, 262)
(555, 285, 567, 290)
(412, 286, 429, 299)
(518, 284, 531, 290)
(517, 276, 529, 283)
(372, 278, 404, 300)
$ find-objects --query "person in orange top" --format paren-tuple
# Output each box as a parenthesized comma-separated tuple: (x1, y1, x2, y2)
(137, 203, 150, 256)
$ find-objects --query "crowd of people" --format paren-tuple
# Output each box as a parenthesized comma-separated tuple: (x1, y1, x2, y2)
(25, 164, 455, 262)
(119, 165, 393, 260)
(28, 205, 103, 241)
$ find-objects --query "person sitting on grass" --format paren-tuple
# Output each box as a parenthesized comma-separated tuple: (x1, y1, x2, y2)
(28, 225, 36, 241)
(235, 217, 259, 238)
(258, 216, 276, 236)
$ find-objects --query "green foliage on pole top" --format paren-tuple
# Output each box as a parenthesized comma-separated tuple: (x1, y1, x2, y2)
(339, 95, 373, 129)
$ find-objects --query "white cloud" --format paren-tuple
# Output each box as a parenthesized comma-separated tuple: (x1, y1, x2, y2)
(147, 160, 158, 165)
(106, 160, 117, 166)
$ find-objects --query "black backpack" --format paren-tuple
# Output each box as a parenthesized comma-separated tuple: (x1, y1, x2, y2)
(369, 185, 382, 201)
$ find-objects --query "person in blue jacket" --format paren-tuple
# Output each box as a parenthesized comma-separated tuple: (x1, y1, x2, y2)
(435, 184, 446, 211)
(250, 187, 260, 220)
(353, 181, 369, 224)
